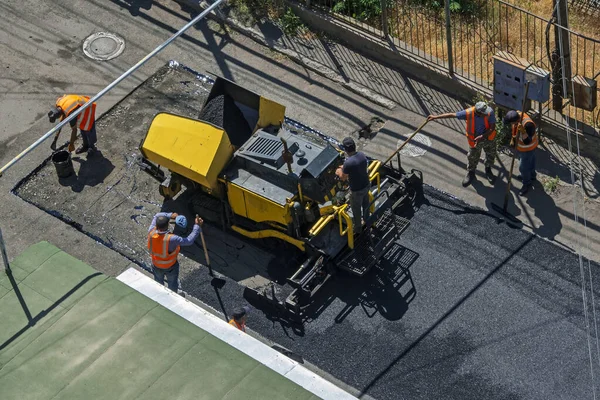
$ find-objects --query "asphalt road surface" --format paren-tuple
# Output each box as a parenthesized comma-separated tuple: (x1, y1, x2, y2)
(14, 62, 600, 400)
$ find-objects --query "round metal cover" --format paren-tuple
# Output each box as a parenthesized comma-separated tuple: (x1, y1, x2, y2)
(398, 133, 431, 157)
(83, 32, 125, 61)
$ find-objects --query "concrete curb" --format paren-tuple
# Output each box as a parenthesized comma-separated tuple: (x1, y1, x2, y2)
(176, 0, 396, 110)
(117, 268, 359, 400)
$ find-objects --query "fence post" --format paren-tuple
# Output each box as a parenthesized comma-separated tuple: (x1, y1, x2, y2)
(444, 0, 454, 76)
(380, 0, 389, 37)
(0, 227, 9, 273)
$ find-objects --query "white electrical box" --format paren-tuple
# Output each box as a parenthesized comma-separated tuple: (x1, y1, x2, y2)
(493, 52, 550, 110)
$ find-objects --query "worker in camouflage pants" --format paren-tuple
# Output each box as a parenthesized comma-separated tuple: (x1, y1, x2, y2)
(428, 102, 498, 187)
(467, 135, 497, 177)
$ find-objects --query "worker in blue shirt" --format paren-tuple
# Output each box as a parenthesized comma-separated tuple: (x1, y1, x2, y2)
(428, 102, 498, 187)
(336, 137, 371, 235)
(147, 212, 203, 292)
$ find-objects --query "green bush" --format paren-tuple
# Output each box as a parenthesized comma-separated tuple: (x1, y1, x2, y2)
(281, 8, 305, 36)
(408, 0, 480, 16)
(332, 0, 383, 22)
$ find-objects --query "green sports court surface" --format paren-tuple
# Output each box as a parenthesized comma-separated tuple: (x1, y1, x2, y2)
(0, 242, 330, 400)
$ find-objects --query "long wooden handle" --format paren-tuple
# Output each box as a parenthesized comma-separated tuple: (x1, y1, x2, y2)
(382, 119, 429, 166)
(502, 81, 531, 211)
(200, 231, 210, 267)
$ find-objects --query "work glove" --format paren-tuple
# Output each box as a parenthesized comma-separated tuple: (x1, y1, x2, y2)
(68, 142, 75, 153)
(523, 136, 532, 145)
(50, 137, 58, 151)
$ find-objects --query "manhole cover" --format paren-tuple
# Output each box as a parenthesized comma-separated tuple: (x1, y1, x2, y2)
(398, 133, 431, 157)
(83, 32, 125, 61)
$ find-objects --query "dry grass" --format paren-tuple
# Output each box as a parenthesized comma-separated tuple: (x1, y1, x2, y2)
(388, 0, 600, 127)
(512, 0, 600, 40)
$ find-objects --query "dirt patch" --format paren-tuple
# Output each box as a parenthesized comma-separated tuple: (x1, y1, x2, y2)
(13, 62, 288, 292)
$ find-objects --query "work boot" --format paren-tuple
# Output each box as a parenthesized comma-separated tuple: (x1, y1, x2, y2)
(87, 146, 97, 156)
(462, 171, 475, 187)
(519, 184, 532, 196)
(515, 175, 536, 183)
(485, 167, 496, 184)
(75, 145, 89, 154)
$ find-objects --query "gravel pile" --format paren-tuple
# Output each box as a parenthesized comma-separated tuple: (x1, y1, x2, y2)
(199, 94, 252, 147)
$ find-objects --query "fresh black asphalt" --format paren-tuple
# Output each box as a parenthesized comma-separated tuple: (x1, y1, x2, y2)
(182, 185, 600, 400)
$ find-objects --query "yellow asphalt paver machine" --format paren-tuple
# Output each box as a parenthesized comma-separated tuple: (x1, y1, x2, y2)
(139, 77, 423, 316)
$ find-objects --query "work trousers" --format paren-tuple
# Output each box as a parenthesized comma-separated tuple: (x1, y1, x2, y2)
(81, 123, 97, 149)
(467, 139, 496, 171)
(350, 185, 371, 234)
(518, 150, 537, 185)
(152, 261, 180, 292)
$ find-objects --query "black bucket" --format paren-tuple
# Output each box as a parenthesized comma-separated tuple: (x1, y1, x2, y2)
(51, 150, 74, 178)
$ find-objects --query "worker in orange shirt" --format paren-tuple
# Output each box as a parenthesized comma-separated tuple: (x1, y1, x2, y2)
(229, 306, 250, 332)
(48, 94, 98, 155)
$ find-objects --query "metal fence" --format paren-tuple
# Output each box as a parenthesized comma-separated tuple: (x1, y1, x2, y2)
(305, 0, 600, 130)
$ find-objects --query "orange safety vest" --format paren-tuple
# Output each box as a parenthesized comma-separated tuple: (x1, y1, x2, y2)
(465, 107, 496, 148)
(56, 94, 96, 131)
(511, 112, 538, 152)
(147, 228, 180, 269)
(229, 319, 246, 332)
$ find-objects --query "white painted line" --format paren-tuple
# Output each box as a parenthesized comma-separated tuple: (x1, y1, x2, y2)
(117, 268, 357, 400)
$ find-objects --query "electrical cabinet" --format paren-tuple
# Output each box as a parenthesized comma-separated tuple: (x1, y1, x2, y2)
(571, 75, 597, 111)
(493, 51, 550, 110)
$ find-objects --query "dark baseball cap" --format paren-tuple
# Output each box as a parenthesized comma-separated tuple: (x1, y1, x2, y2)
(48, 107, 62, 123)
(341, 137, 356, 152)
(232, 306, 250, 320)
(503, 110, 520, 124)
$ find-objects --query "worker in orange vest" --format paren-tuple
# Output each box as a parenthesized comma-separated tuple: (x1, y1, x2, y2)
(229, 306, 250, 332)
(428, 102, 497, 187)
(147, 212, 203, 292)
(48, 94, 98, 155)
(503, 110, 538, 196)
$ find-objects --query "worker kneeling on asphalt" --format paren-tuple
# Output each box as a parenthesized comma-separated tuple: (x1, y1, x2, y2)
(147, 212, 203, 292)
(229, 306, 250, 332)
(503, 110, 538, 196)
(428, 102, 497, 187)
(336, 137, 370, 235)
(48, 94, 98, 155)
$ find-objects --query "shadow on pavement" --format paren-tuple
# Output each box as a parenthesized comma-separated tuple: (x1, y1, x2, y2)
(358, 235, 535, 396)
(121, 0, 153, 16)
(58, 151, 115, 193)
(0, 270, 103, 352)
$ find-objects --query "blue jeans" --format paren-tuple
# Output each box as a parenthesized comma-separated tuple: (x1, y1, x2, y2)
(518, 150, 537, 185)
(81, 123, 97, 149)
(152, 262, 180, 292)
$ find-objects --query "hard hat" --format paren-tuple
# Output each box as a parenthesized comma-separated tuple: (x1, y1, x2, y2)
(475, 101, 491, 114)
(175, 215, 187, 228)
